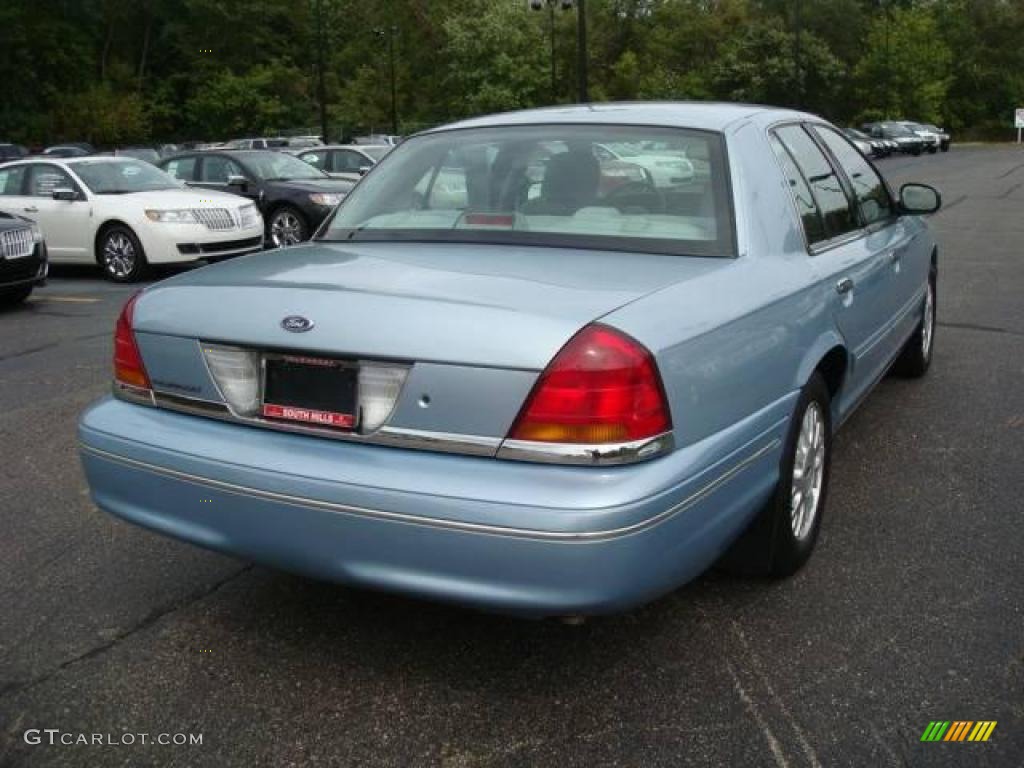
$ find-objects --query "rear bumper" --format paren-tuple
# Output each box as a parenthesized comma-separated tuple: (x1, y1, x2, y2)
(79, 396, 790, 615)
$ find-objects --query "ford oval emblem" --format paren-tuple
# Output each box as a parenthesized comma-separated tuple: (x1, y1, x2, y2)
(281, 315, 314, 333)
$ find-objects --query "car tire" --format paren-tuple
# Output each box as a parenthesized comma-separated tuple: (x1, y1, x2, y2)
(893, 269, 936, 378)
(0, 284, 33, 306)
(928, 147, 938, 155)
(98, 225, 148, 283)
(268, 206, 308, 247)
(718, 373, 832, 578)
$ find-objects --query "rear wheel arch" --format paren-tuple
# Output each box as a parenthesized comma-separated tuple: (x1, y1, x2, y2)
(815, 345, 848, 402)
(795, 332, 848, 401)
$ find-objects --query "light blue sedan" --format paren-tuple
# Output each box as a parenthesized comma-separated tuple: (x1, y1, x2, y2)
(79, 103, 941, 617)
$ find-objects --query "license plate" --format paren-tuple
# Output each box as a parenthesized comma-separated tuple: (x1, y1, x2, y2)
(261, 354, 357, 429)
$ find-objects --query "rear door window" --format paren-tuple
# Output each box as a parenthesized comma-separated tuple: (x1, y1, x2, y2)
(768, 134, 826, 245)
(811, 126, 894, 227)
(163, 156, 197, 181)
(200, 156, 245, 184)
(333, 150, 367, 174)
(774, 125, 858, 242)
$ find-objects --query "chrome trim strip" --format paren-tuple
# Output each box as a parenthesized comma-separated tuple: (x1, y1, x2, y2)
(375, 426, 501, 455)
(131, 382, 666, 464)
(112, 381, 155, 406)
(497, 432, 674, 466)
(79, 437, 780, 542)
(140, 390, 502, 457)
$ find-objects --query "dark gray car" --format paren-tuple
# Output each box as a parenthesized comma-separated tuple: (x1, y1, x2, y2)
(158, 150, 355, 246)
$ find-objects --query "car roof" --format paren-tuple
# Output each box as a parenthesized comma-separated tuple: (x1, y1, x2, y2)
(427, 101, 819, 134)
(308, 144, 388, 152)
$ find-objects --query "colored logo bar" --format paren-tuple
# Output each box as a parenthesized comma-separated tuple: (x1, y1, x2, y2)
(920, 721, 997, 742)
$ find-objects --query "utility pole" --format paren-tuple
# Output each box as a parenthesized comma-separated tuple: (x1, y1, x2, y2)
(315, 0, 327, 142)
(388, 25, 398, 135)
(549, 2, 557, 102)
(576, 0, 588, 102)
(793, 0, 803, 109)
(883, 0, 891, 118)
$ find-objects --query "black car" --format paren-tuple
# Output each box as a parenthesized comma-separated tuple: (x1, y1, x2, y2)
(158, 150, 355, 246)
(0, 210, 47, 306)
(862, 122, 925, 156)
(41, 144, 93, 158)
(0, 143, 28, 162)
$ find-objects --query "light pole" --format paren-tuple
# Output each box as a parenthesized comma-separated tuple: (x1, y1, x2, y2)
(793, 0, 803, 109)
(528, 0, 588, 104)
(375, 25, 399, 135)
(884, 0, 891, 118)
(314, 0, 328, 142)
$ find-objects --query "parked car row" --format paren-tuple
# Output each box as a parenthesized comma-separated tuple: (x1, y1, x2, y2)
(860, 121, 951, 156)
(0, 148, 358, 283)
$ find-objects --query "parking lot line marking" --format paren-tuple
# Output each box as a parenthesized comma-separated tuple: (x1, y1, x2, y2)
(32, 296, 101, 304)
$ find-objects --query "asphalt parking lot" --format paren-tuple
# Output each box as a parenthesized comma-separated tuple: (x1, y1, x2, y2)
(1, 147, 1022, 767)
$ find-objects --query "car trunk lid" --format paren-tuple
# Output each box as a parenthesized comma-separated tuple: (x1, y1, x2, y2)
(133, 241, 726, 370)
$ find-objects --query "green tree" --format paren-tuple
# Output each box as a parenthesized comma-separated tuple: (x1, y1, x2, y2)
(854, 6, 952, 123)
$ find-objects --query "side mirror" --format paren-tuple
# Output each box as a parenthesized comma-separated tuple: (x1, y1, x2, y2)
(227, 174, 248, 188)
(52, 188, 78, 201)
(358, 166, 372, 176)
(899, 183, 941, 215)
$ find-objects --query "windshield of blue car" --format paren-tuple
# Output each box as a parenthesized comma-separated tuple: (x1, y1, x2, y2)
(322, 124, 735, 258)
(240, 152, 328, 181)
(72, 159, 179, 193)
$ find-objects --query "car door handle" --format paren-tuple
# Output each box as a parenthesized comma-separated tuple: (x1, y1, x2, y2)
(836, 277, 855, 295)
(23, 206, 38, 213)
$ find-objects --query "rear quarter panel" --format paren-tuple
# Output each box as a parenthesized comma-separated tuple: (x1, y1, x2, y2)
(605, 119, 840, 450)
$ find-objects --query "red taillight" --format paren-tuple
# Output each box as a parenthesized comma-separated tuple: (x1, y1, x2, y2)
(113, 293, 151, 390)
(508, 324, 671, 444)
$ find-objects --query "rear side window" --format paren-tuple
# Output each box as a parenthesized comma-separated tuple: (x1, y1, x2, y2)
(333, 150, 367, 173)
(774, 125, 857, 243)
(768, 135, 826, 244)
(163, 156, 197, 181)
(200, 156, 244, 183)
(811, 126, 893, 226)
(0, 165, 27, 195)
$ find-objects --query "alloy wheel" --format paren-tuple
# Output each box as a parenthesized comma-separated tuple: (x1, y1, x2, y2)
(790, 401, 826, 540)
(103, 232, 136, 279)
(922, 281, 935, 360)
(271, 211, 303, 247)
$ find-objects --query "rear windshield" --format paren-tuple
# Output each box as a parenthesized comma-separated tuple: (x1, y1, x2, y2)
(321, 124, 735, 258)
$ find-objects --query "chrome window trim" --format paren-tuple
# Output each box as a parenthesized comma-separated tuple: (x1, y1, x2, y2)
(766, 119, 868, 257)
(79, 436, 780, 542)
